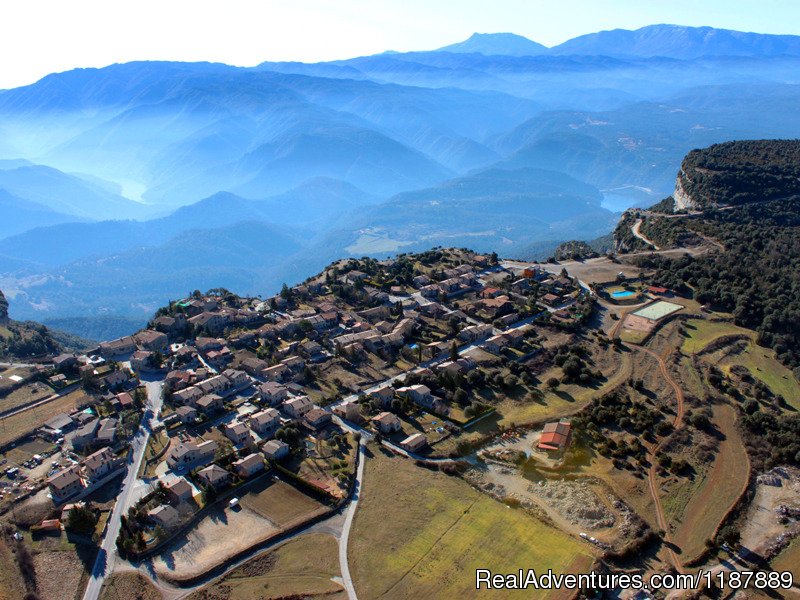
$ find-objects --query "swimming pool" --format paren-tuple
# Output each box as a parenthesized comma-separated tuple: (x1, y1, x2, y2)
(611, 290, 636, 299)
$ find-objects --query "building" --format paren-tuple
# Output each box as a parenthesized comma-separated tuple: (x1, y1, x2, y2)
(99, 336, 136, 358)
(222, 368, 250, 389)
(400, 433, 428, 453)
(149, 504, 180, 528)
(262, 439, 290, 460)
(53, 353, 78, 371)
(172, 386, 203, 406)
(537, 420, 572, 452)
(249, 408, 281, 436)
(283, 396, 314, 418)
(197, 464, 230, 490)
(164, 478, 194, 505)
(166, 440, 218, 470)
(304, 408, 332, 430)
(223, 421, 251, 446)
(372, 412, 401, 434)
(233, 453, 265, 478)
(47, 466, 84, 504)
(71, 419, 100, 451)
(134, 329, 169, 352)
(175, 405, 198, 424)
(258, 382, 288, 405)
(369, 385, 395, 408)
(196, 393, 224, 414)
(82, 448, 118, 481)
(127, 350, 151, 371)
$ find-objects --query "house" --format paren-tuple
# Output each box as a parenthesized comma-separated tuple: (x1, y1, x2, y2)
(298, 340, 323, 359)
(396, 385, 448, 414)
(165, 370, 193, 391)
(282, 396, 314, 418)
(280, 356, 305, 373)
(481, 287, 503, 299)
(152, 314, 186, 335)
(304, 408, 332, 430)
(82, 448, 118, 481)
(223, 421, 251, 446)
(458, 324, 493, 342)
(196, 394, 224, 414)
(195, 337, 225, 353)
(647, 286, 670, 296)
(258, 382, 288, 405)
(167, 440, 217, 470)
(71, 419, 100, 451)
(197, 464, 230, 490)
(99, 336, 136, 358)
(130, 350, 154, 371)
(172, 386, 203, 406)
(240, 357, 270, 378)
(100, 369, 129, 390)
(400, 433, 428, 453)
(149, 504, 180, 528)
(372, 411, 401, 434)
(188, 311, 227, 335)
(484, 334, 510, 354)
(537, 420, 572, 452)
(233, 453, 265, 478)
(222, 368, 250, 389)
(481, 295, 513, 316)
(333, 400, 362, 422)
(262, 439, 290, 460)
(541, 293, 561, 307)
(134, 329, 169, 352)
(197, 374, 230, 395)
(164, 478, 194, 505)
(172, 405, 196, 424)
(114, 392, 135, 411)
(47, 466, 84, 504)
(263, 363, 290, 382)
(53, 353, 78, 371)
(343, 270, 368, 284)
(369, 385, 395, 408)
(412, 274, 431, 288)
(249, 408, 281, 436)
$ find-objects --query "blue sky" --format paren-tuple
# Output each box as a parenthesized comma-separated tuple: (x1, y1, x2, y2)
(3, 0, 800, 89)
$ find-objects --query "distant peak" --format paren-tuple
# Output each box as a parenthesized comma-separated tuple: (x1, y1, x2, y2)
(437, 32, 547, 56)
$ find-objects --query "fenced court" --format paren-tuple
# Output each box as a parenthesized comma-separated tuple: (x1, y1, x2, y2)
(632, 300, 683, 321)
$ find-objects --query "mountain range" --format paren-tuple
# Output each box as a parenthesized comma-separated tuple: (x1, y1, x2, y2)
(1, 24, 800, 338)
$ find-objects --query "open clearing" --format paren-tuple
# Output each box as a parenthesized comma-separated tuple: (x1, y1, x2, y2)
(772, 537, 800, 581)
(188, 533, 344, 600)
(100, 572, 161, 600)
(240, 477, 327, 528)
(0, 536, 25, 600)
(680, 319, 754, 354)
(349, 447, 594, 600)
(0, 381, 54, 414)
(667, 403, 749, 562)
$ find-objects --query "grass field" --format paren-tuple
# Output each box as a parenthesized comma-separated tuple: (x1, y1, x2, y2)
(240, 478, 326, 527)
(680, 319, 754, 355)
(0, 367, 34, 392)
(190, 533, 344, 600)
(718, 341, 800, 410)
(771, 537, 800, 581)
(668, 403, 749, 562)
(100, 572, 161, 600)
(349, 448, 594, 600)
(0, 389, 90, 447)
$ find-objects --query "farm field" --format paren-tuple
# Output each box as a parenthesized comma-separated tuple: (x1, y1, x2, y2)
(349, 448, 594, 600)
(100, 572, 161, 600)
(0, 380, 54, 413)
(240, 478, 327, 527)
(0, 388, 90, 447)
(680, 319, 754, 354)
(667, 403, 749, 562)
(188, 533, 344, 600)
(0, 367, 34, 392)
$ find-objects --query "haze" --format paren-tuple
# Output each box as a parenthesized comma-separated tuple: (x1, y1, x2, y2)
(4, 0, 800, 89)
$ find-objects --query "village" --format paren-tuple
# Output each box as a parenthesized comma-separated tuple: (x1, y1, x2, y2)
(4, 245, 791, 600)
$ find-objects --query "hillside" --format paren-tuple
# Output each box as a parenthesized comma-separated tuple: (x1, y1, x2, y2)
(673, 139, 800, 210)
(615, 140, 800, 372)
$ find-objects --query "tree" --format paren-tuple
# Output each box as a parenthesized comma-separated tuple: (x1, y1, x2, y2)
(66, 505, 98, 535)
(449, 341, 459, 362)
(280, 283, 292, 301)
(547, 377, 560, 389)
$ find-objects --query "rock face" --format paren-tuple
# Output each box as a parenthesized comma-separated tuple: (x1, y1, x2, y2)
(672, 169, 697, 211)
(0, 289, 8, 323)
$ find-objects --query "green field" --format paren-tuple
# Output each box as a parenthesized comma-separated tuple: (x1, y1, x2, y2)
(350, 448, 594, 600)
(680, 319, 754, 354)
(719, 341, 800, 409)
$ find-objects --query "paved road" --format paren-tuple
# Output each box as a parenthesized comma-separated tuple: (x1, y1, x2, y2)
(339, 441, 366, 600)
(82, 378, 165, 600)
